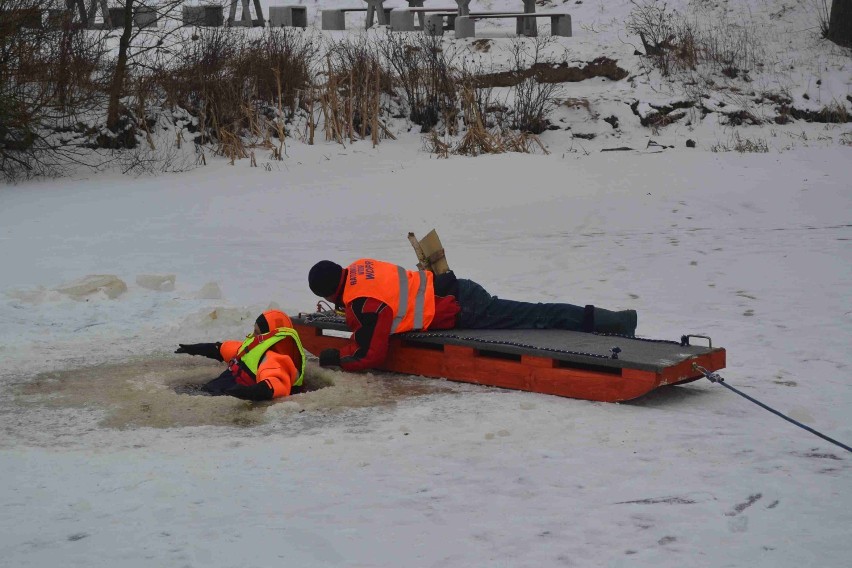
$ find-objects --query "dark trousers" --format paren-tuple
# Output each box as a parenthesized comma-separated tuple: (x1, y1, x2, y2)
(201, 369, 304, 396)
(202, 369, 239, 396)
(455, 278, 588, 331)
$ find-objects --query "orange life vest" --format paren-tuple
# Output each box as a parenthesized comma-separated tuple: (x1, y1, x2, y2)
(227, 328, 305, 387)
(343, 258, 435, 333)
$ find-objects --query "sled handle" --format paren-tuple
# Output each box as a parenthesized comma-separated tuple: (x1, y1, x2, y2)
(681, 334, 712, 348)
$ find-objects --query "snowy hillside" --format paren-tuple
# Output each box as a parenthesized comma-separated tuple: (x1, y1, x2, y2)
(254, 0, 852, 152)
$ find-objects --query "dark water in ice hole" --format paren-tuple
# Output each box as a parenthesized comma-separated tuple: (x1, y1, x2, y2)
(14, 355, 460, 429)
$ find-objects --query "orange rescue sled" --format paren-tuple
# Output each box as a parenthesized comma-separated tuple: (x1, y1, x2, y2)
(290, 312, 726, 403)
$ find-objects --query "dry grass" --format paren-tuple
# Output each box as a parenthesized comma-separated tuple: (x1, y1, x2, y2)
(562, 98, 592, 112)
(154, 27, 318, 155)
(712, 132, 769, 153)
(423, 87, 549, 158)
(322, 39, 393, 146)
(819, 100, 850, 124)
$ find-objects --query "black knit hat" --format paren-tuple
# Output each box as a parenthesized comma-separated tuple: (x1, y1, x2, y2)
(309, 260, 343, 297)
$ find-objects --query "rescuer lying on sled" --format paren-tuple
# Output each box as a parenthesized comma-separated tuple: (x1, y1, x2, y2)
(307, 258, 637, 373)
(175, 310, 306, 401)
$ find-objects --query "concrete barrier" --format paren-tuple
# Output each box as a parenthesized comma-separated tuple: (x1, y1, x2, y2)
(134, 6, 158, 28)
(269, 6, 307, 28)
(454, 12, 572, 39)
(107, 7, 126, 28)
(321, 7, 392, 30)
(182, 5, 224, 27)
(389, 7, 456, 32)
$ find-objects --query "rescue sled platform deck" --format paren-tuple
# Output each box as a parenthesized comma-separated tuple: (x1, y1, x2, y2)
(291, 314, 726, 403)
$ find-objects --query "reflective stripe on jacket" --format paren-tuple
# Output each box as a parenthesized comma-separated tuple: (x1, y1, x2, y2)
(232, 328, 306, 387)
(342, 258, 435, 333)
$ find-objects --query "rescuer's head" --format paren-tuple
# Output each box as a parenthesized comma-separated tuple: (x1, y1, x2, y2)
(308, 260, 344, 300)
(253, 310, 293, 336)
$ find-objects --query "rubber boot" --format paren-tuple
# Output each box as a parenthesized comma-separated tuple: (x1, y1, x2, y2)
(591, 307, 637, 336)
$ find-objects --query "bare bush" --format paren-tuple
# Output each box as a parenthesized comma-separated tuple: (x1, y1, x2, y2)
(375, 32, 459, 132)
(154, 26, 318, 158)
(698, 20, 763, 77)
(0, 0, 111, 180)
(158, 27, 240, 129)
(626, 0, 676, 56)
(627, 1, 691, 77)
(628, 1, 764, 79)
(507, 36, 561, 134)
(322, 37, 392, 145)
(238, 27, 318, 114)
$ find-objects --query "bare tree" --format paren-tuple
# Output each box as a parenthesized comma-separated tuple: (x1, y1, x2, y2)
(106, 0, 134, 130)
(105, 0, 189, 136)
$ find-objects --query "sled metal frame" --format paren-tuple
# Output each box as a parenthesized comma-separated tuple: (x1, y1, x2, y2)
(290, 314, 726, 403)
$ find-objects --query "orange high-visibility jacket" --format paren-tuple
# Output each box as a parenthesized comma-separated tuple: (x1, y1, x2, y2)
(218, 312, 303, 399)
(343, 258, 436, 333)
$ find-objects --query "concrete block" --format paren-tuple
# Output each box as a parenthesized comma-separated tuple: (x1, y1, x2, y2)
(269, 6, 307, 28)
(134, 6, 158, 28)
(389, 9, 415, 32)
(182, 5, 224, 27)
(551, 14, 572, 37)
(108, 7, 126, 28)
(424, 13, 445, 36)
(321, 9, 345, 30)
(454, 15, 475, 38)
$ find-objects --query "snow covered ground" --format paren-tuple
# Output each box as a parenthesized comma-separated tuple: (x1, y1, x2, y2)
(1, 1, 850, 567)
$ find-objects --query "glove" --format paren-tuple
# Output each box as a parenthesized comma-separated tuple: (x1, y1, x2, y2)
(225, 381, 274, 402)
(319, 348, 341, 368)
(174, 342, 223, 361)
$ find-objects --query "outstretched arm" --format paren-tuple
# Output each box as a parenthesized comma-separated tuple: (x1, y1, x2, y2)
(175, 342, 223, 361)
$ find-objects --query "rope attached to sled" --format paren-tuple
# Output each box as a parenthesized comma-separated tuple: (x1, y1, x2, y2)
(692, 364, 852, 454)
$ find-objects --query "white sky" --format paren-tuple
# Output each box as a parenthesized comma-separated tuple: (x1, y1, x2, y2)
(1, 1, 850, 566)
